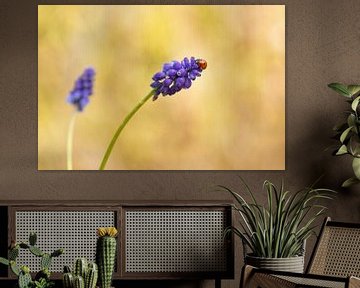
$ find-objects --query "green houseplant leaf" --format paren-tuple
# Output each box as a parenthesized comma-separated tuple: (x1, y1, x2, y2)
(352, 157, 360, 179)
(348, 135, 360, 157)
(336, 145, 348, 155)
(351, 96, 360, 111)
(328, 83, 351, 97)
(342, 177, 360, 188)
(347, 85, 360, 96)
(347, 114, 356, 127)
(329, 82, 360, 186)
(340, 127, 353, 143)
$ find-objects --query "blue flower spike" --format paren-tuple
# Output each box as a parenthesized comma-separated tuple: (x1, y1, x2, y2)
(66, 67, 95, 170)
(67, 67, 96, 111)
(151, 57, 207, 100)
(99, 57, 207, 170)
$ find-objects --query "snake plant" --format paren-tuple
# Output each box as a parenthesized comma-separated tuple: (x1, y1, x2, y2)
(221, 179, 335, 258)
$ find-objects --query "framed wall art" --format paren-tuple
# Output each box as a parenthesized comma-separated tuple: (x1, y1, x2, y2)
(38, 5, 285, 170)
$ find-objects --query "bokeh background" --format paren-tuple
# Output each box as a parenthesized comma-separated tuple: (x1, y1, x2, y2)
(38, 5, 285, 170)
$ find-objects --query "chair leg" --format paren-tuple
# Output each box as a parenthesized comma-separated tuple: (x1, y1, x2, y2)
(215, 278, 221, 288)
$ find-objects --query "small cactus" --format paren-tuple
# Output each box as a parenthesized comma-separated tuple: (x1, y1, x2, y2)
(41, 253, 52, 269)
(0, 232, 63, 288)
(29, 245, 44, 257)
(63, 272, 74, 288)
(18, 268, 32, 288)
(10, 260, 20, 276)
(74, 275, 85, 288)
(29, 232, 37, 246)
(64, 265, 72, 273)
(9, 246, 19, 260)
(85, 263, 98, 288)
(35, 268, 51, 281)
(0, 257, 9, 266)
(74, 258, 88, 279)
(21, 265, 30, 274)
(19, 243, 30, 249)
(96, 227, 118, 288)
(63, 260, 98, 288)
(51, 248, 64, 257)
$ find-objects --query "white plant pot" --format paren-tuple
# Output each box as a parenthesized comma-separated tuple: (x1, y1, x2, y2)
(245, 254, 305, 273)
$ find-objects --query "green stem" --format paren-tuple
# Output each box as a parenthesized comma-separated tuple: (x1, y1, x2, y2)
(67, 112, 78, 170)
(99, 89, 156, 170)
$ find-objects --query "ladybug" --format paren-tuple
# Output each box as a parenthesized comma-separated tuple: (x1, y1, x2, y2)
(196, 59, 207, 70)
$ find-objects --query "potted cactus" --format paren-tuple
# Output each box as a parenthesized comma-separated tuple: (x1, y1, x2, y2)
(96, 227, 118, 288)
(0, 232, 63, 288)
(63, 258, 98, 288)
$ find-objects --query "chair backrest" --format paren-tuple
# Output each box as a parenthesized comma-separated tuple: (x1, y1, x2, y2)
(307, 217, 360, 277)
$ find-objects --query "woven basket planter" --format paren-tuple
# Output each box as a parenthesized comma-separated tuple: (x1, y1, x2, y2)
(245, 254, 305, 273)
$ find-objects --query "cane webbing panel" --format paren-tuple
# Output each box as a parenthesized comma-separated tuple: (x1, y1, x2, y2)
(309, 226, 360, 277)
(276, 275, 345, 288)
(125, 210, 227, 273)
(248, 273, 297, 288)
(15, 211, 115, 272)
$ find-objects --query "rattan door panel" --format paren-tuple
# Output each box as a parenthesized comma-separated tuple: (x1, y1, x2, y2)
(11, 208, 117, 274)
(122, 207, 233, 279)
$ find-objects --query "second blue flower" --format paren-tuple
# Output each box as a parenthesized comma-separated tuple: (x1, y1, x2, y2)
(67, 67, 96, 111)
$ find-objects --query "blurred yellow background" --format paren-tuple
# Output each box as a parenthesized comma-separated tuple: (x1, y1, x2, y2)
(38, 5, 285, 170)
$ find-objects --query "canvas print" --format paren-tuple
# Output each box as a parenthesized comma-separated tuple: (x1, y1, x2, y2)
(38, 5, 285, 170)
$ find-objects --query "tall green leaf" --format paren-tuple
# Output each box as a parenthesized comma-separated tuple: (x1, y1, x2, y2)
(328, 83, 351, 97)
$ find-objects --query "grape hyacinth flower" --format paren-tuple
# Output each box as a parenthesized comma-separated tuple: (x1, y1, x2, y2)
(67, 67, 96, 111)
(99, 57, 207, 170)
(151, 57, 206, 100)
(66, 67, 96, 170)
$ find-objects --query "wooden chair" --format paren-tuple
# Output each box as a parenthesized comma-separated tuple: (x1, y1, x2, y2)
(241, 217, 360, 288)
